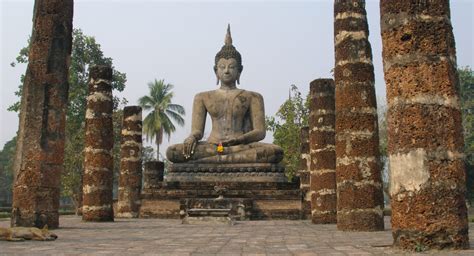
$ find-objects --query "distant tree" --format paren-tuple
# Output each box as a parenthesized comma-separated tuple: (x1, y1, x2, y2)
(266, 85, 309, 179)
(377, 103, 389, 202)
(459, 66, 474, 202)
(0, 137, 16, 206)
(138, 79, 185, 159)
(10, 29, 127, 213)
(142, 146, 156, 163)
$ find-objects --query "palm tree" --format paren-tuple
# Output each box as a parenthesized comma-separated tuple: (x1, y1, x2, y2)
(138, 79, 185, 159)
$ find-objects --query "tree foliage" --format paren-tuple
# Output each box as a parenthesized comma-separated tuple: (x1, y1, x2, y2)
(266, 85, 309, 179)
(0, 137, 16, 205)
(459, 66, 474, 202)
(138, 79, 185, 159)
(9, 29, 127, 210)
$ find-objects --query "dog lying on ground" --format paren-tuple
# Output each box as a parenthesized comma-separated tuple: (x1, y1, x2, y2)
(0, 225, 58, 241)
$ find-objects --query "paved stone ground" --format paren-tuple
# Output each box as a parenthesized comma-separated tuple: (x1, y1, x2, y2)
(1, 216, 473, 255)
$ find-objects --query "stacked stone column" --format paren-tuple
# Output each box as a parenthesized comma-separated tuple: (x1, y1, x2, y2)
(11, 0, 73, 228)
(334, 0, 384, 231)
(381, 0, 469, 249)
(116, 106, 143, 218)
(298, 127, 311, 218)
(82, 66, 115, 222)
(309, 79, 337, 224)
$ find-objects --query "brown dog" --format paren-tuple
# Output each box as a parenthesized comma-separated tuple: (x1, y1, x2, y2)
(0, 225, 58, 241)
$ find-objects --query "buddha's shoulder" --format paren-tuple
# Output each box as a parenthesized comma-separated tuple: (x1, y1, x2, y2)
(194, 90, 214, 99)
(194, 89, 263, 99)
(240, 89, 264, 100)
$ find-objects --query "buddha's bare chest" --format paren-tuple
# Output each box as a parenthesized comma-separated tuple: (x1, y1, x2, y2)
(204, 90, 250, 119)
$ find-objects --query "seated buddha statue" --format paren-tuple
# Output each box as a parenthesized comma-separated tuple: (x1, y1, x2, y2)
(166, 25, 284, 164)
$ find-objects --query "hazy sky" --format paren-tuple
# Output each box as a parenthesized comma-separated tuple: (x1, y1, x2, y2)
(1, 0, 473, 157)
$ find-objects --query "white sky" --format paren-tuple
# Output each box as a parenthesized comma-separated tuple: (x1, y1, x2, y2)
(1, 0, 473, 156)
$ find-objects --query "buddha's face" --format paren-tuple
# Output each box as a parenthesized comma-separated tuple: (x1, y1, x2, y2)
(216, 58, 240, 84)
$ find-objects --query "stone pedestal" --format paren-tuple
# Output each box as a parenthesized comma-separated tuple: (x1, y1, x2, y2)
(381, 0, 469, 250)
(334, 0, 384, 231)
(116, 106, 143, 218)
(11, 0, 73, 229)
(140, 181, 301, 220)
(166, 163, 287, 182)
(82, 66, 114, 222)
(309, 79, 337, 224)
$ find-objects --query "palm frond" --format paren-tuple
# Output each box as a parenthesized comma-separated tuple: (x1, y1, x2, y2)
(167, 104, 185, 115)
(166, 109, 185, 126)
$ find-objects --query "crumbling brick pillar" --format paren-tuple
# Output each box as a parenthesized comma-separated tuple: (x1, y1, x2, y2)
(116, 106, 143, 218)
(309, 79, 337, 224)
(298, 126, 311, 219)
(11, 0, 73, 229)
(143, 161, 164, 191)
(82, 66, 114, 222)
(334, 0, 384, 231)
(380, 0, 469, 249)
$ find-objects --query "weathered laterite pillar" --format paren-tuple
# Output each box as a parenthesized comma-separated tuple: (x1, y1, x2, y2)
(298, 126, 311, 219)
(334, 0, 384, 231)
(11, 0, 73, 229)
(380, 0, 469, 250)
(116, 106, 143, 218)
(309, 79, 337, 224)
(143, 161, 164, 191)
(82, 66, 114, 222)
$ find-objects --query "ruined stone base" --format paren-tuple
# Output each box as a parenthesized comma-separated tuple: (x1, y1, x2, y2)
(393, 229, 470, 251)
(337, 210, 384, 231)
(140, 181, 302, 220)
(10, 208, 59, 229)
(166, 163, 287, 182)
(312, 211, 337, 224)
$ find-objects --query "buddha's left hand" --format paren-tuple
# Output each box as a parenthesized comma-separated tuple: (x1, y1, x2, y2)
(221, 136, 243, 146)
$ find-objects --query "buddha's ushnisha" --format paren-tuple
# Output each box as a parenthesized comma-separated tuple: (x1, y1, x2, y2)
(166, 25, 283, 163)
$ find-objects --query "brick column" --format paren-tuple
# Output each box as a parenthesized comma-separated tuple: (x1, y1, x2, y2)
(309, 79, 337, 224)
(143, 161, 164, 191)
(11, 0, 73, 229)
(116, 106, 143, 218)
(381, 0, 469, 249)
(82, 66, 114, 222)
(298, 126, 311, 219)
(334, 0, 384, 231)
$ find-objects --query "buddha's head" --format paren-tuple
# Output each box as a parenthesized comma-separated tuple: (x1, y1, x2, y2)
(214, 25, 243, 85)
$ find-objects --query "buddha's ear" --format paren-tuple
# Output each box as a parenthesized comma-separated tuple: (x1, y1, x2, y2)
(214, 66, 219, 85)
(237, 74, 241, 85)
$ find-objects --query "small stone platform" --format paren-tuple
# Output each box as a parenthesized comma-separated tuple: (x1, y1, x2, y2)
(182, 208, 234, 225)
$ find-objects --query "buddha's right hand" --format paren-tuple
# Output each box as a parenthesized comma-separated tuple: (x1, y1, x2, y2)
(183, 136, 197, 159)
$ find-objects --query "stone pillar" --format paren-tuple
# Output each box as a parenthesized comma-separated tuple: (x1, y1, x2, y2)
(298, 127, 311, 219)
(334, 0, 384, 231)
(309, 79, 337, 224)
(82, 66, 114, 222)
(116, 106, 143, 218)
(143, 161, 164, 191)
(11, 0, 73, 228)
(381, 0, 469, 249)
